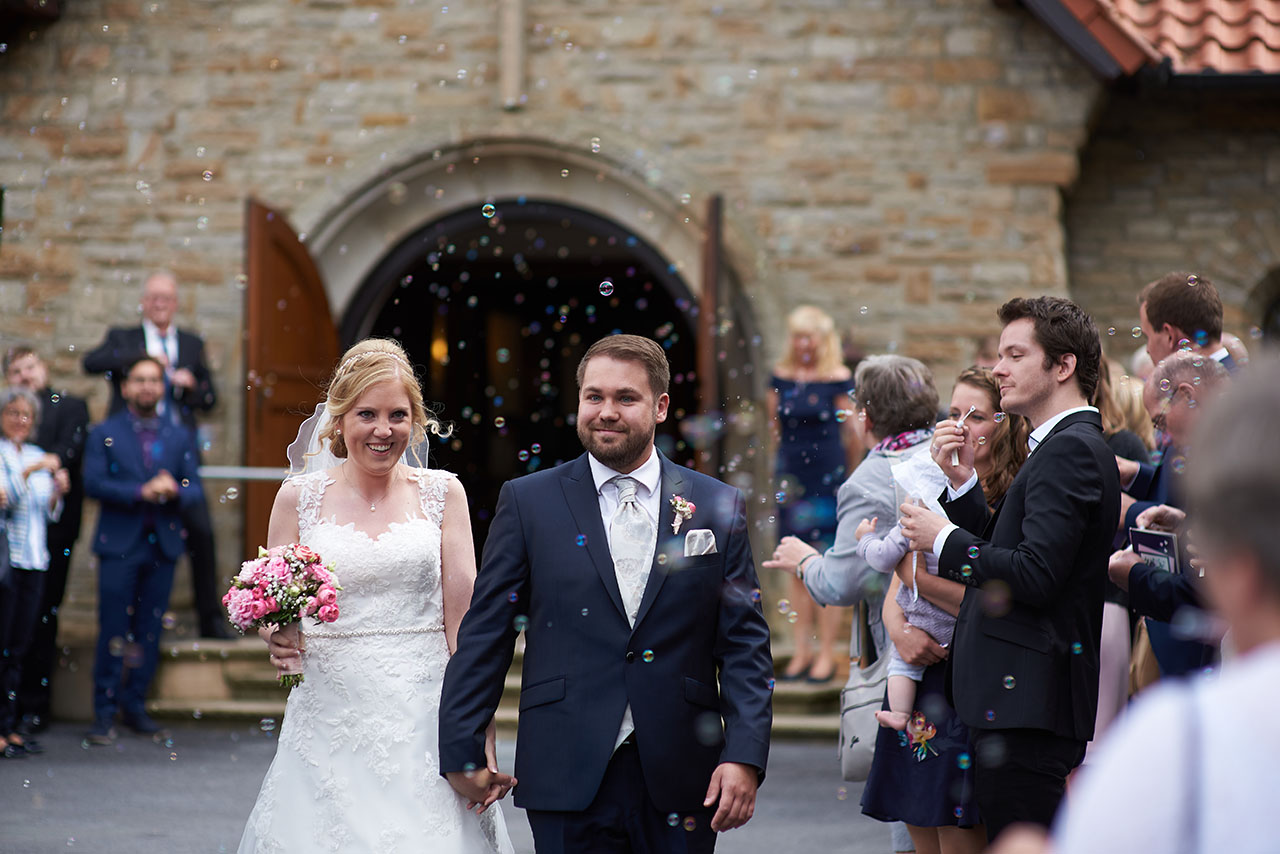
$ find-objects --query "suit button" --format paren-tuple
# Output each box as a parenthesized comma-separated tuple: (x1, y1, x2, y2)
(625, 651, 636, 663)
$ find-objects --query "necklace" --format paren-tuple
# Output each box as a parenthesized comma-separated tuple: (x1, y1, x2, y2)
(342, 465, 395, 513)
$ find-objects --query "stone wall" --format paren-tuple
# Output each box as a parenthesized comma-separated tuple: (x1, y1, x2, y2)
(0, 0, 1104, 625)
(1067, 89, 1280, 364)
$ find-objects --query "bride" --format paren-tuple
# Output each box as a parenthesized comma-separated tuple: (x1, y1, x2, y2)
(238, 338, 515, 853)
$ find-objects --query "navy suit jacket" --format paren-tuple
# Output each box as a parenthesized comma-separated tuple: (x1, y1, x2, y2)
(939, 411, 1120, 741)
(83, 326, 217, 435)
(438, 451, 773, 813)
(83, 409, 203, 562)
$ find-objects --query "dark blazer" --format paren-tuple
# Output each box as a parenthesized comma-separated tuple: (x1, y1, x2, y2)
(82, 409, 202, 562)
(438, 451, 773, 813)
(82, 326, 217, 433)
(939, 411, 1120, 742)
(34, 387, 89, 541)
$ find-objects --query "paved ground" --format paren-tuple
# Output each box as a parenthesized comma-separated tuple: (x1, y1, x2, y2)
(0, 722, 892, 853)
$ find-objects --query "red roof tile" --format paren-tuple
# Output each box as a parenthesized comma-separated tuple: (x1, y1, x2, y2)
(1110, 0, 1280, 73)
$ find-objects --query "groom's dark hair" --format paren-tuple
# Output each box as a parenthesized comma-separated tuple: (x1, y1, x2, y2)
(576, 334, 671, 398)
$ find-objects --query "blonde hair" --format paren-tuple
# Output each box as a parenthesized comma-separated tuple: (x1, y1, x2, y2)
(775, 305, 845, 376)
(1097, 360, 1154, 451)
(317, 339, 447, 463)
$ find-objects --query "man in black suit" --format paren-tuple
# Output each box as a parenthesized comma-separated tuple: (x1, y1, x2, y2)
(4, 346, 89, 732)
(439, 335, 773, 853)
(82, 271, 228, 639)
(901, 296, 1120, 840)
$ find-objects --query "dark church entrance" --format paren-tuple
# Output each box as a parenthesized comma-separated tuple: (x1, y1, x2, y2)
(341, 200, 705, 544)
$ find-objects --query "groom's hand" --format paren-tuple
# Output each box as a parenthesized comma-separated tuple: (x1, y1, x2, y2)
(704, 762, 758, 832)
(445, 768, 516, 814)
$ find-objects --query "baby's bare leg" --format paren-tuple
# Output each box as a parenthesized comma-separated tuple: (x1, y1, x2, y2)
(875, 674, 919, 730)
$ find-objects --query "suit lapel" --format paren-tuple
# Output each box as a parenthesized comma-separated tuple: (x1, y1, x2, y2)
(632, 454, 686, 632)
(559, 455, 628, 622)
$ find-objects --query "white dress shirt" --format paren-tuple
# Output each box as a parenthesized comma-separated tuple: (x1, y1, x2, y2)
(931, 406, 1099, 556)
(142, 319, 179, 418)
(587, 446, 661, 750)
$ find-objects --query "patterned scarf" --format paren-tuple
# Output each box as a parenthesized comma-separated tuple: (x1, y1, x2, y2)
(873, 428, 933, 453)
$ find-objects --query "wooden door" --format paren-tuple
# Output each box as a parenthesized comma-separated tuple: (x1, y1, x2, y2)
(243, 199, 340, 554)
(696, 195, 724, 476)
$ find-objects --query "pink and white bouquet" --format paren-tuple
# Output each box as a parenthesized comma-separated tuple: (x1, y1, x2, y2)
(222, 543, 341, 687)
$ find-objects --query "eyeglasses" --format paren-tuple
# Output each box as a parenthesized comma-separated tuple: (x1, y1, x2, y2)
(1, 407, 31, 422)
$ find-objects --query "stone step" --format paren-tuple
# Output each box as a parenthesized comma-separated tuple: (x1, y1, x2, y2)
(145, 697, 836, 739)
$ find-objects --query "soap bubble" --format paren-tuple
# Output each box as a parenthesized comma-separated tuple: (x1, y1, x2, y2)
(599, 281, 614, 296)
(777, 599, 791, 614)
(1071, 642, 1083, 655)
(993, 412, 1005, 424)
(642, 649, 655, 663)
(1131, 327, 1142, 338)
(513, 615, 529, 632)
(481, 204, 496, 218)
(967, 546, 980, 559)
(575, 534, 587, 547)
(507, 591, 519, 603)
(957, 751, 972, 769)
(1002, 675, 1016, 690)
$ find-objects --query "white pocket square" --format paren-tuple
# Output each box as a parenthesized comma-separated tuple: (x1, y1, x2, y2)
(684, 529, 718, 557)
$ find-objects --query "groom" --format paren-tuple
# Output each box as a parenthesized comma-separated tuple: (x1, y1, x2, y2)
(440, 334, 773, 852)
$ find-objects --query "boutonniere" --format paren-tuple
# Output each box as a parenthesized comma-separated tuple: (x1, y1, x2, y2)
(670, 494, 695, 535)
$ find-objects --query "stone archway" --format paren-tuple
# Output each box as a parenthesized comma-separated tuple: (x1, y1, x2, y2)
(284, 133, 775, 545)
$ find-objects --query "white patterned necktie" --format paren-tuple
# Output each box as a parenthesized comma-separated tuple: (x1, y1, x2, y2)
(609, 476, 656, 627)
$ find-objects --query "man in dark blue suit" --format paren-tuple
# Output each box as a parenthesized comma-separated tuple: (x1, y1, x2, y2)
(439, 335, 773, 853)
(82, 356, 202, 744)
(82, 271, 227, 638)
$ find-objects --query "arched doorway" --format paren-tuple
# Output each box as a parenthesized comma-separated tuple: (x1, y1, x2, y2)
(341, 199, 706, 543)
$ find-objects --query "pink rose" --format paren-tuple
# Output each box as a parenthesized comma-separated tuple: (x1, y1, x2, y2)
(304, 596, 319, 616)
(267, 556, 289, 578)
(237, 562, 260, 583)
(316, 585, 337, 607)
(250, 600, 269, 620)
(264, 596, 278, 612)
(318, 604, 339, 623)
(293, 544, 319, 564)
(308, 564, 331, 584)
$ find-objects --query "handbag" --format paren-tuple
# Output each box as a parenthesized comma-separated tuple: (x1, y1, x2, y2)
(839, 600, 888, 782)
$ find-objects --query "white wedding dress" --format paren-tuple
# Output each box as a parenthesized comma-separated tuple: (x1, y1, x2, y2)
(239, 468, 513, 854)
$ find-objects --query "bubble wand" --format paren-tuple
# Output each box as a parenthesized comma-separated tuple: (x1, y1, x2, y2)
(951, 404, 976, 467)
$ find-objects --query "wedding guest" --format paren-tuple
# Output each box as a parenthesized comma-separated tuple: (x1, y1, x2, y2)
(1094, 361, 1150, 461)
(0, 387, 69, 758)
(83, 356, 202, 744)
(1053, 358, 1280, 854)
(83, 271, 228, 638)
(860, 366, 1029, 854)
(1109, 352, 1230, 678)
(766, 306, 857, 683)
(1137, 271, 1237, 372)
(900, 297, 1120, 840)
(1086, 360, 1151, 755)
(764, 354, 941, 854)
(971, 336, 1000, 370)
(4, 346, 89, 733)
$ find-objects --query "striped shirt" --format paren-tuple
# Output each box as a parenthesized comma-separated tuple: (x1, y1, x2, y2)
(0, 439, 61, 571)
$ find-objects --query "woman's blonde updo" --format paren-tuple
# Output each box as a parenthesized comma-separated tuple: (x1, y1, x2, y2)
(316, 338, 447, 464)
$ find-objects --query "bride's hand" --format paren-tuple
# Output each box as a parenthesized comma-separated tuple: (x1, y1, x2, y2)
(263, 623, 304, 677)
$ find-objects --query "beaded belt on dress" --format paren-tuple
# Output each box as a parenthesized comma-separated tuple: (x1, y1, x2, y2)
(306, 625, 444, 639)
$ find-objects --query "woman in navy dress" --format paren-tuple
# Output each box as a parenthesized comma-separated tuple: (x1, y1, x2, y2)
(767, 306, 857, 683)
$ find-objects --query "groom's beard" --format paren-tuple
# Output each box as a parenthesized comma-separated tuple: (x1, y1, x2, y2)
(577, 418, 656, 471)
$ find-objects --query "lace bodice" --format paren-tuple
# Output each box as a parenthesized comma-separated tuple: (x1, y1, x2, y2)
(293, 468, 451, 635)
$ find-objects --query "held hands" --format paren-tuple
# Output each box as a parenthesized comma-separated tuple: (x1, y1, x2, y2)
(141, 469, 180, 503)
(170, 367, 197, 391)
(1135, 504, 1186, 533)
(761, 536, 818, 576)
(704, 762, 757, 832)
(931, 419, 974, 489)
(22, 452, 62, 479)
(898, 501, 949, 553)
(445, 725, 517, 816)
